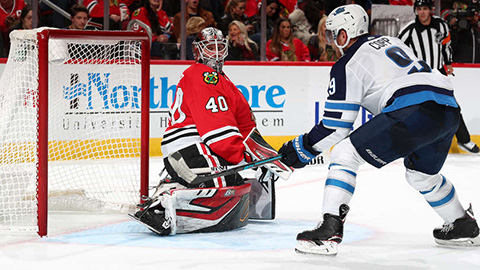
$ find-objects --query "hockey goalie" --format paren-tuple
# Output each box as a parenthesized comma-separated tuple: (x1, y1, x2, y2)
(130, 27, 292, 236)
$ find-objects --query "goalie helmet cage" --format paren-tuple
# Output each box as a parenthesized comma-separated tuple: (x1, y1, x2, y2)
(0, 28, 150, 237)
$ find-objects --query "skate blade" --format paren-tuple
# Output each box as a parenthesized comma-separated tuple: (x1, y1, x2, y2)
(435, 235, 480, 246)
(128, 213, 167, 236)
(295, 240, 338, 256)
(128, 213, 140, 221)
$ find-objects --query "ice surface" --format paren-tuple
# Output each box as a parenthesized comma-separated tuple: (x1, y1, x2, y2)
(1, 155, 479, 270)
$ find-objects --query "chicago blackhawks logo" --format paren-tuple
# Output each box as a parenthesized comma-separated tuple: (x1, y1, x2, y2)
(203, 71, 219, 85)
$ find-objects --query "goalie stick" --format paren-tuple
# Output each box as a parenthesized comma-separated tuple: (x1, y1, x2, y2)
(167, 151, 283, 186)
(136, 154, 281, 208)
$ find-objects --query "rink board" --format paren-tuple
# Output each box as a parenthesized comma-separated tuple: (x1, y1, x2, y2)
(0, 61, 478, 156)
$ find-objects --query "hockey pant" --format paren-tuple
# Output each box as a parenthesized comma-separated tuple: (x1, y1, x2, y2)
(324, 102, 465, 222)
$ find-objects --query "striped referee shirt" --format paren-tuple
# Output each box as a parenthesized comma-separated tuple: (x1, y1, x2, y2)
(398, 16, 453, 73)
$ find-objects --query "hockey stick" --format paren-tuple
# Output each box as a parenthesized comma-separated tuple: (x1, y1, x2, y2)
(190, 155, 283, 185)
(167, 151, 283, 186)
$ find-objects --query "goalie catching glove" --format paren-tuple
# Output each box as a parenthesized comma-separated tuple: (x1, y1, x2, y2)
(278, 134, 321, 168)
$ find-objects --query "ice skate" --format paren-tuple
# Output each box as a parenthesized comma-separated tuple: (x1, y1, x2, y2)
(458, 141, 480, 154)
(434, 204, 480, 246)
(129, 205, 172, 236)
(295, 204, 349, 256)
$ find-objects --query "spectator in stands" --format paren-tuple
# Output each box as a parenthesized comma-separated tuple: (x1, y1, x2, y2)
(163, 0, 180, 17)
(245, 0, 260, 17)
(389, 0, 413, 4)
(83, 0, 130, 30)
(297, 0, 326, 34)
(200, 0, 225, 22)
(325, 0, 345, 15)
(125, 0, 142, 14)
(185, 16, 206, 60)
(226, 20, 259, 60)
(39, 0, 75, 28)
(132, 0, 178, 59)
(249, 0, 281, 44)
(0, 32, 4, 57)
(399, 0, 479, 154)
(66, 4, 89, 30)
(2, 0, 26, 56)
(0, 0, 26, 33)
(173, 0, 216, 43)
(10, 4, 32, 30)
(289, 9, 313, 44)
(308, 15, 339, 61)
(218, 0, 254, 36)
(278, 0, 296, 16)
(266, 17, 310, 61)
(445, 3, 480, 63)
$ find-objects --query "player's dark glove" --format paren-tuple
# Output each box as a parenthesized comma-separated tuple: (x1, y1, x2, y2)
(278, 134, 320, 168)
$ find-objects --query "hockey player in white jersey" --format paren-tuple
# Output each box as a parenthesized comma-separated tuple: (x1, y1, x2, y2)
(278, 4, 480, 255)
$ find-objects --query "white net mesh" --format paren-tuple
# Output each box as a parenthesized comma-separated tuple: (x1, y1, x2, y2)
(0, 28, 145, 232)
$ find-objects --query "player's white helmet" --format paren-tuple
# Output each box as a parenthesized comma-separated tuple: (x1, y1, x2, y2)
(325, 4, 369, 55)
(193, 27, 228, 73)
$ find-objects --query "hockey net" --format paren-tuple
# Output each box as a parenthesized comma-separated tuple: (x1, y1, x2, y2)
(0, 28, 150, 236)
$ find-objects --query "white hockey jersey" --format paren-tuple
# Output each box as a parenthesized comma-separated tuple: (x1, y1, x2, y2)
(309, 35, 458, 153)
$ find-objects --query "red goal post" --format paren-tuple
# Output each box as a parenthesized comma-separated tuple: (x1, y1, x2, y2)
(0, 28, 150, 236)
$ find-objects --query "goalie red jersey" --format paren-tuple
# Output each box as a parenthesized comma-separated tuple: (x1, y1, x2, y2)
(161, 63, 256, 165)
(0, 0, 25, 31)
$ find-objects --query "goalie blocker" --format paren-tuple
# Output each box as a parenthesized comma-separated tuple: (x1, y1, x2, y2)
(131, 128, 292, 235)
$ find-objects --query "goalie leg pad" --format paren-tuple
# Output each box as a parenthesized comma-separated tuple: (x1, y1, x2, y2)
(248, 169, 278, 220)
(174, 183, 251, 233)
(138, 183, 249, 234)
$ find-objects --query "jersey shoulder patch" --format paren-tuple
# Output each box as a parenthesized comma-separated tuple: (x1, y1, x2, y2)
(132, 8, 143, 17)
(203, 71, 219, 85)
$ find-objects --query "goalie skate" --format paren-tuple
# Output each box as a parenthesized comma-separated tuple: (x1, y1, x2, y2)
(129, 202, 174, 236)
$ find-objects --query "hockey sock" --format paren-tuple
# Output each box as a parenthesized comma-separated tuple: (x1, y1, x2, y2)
(322, 164, 357, 216)
(420, 175, 465, 223)
(406, 169, 464, 223)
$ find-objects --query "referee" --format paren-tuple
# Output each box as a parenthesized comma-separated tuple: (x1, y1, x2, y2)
(397, 0, 479, 154)
(398, 0, 453, 75)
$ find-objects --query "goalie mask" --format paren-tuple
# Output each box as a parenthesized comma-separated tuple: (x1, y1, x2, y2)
(325, 4, 369, 55)
(193, 27, 228, 73)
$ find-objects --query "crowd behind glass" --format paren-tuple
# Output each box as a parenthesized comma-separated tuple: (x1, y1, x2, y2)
(0, 0, 478, 63)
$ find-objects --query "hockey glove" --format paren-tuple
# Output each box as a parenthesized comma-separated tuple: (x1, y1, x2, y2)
(278, 134, 320, 168)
